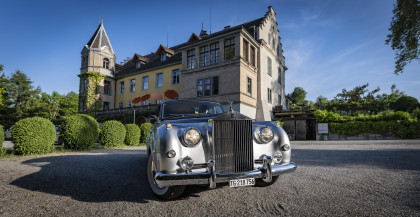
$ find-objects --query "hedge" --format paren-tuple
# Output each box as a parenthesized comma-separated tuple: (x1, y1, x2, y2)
(12, 117, 56, 155)
(100, 120, 126, 147)
(314, 110, 420, 139)
(140, 123, 153, 143)
(125, 124, 140, 146)
(61, 114, 99, 150)
(0, 124, 4, 148)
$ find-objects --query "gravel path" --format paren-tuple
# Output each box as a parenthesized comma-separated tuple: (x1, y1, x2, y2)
(0, 141, 419, 216)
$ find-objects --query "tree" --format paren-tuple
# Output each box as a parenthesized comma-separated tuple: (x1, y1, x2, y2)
(288, 87, 307, 105)
(0, 64, 4, 107)
(59, 91, 79, 117)
(334, 83, 380, 104)
(314, 95, 329, 110)
(391, 95, 419, 112)
(386, 0, 420, 74)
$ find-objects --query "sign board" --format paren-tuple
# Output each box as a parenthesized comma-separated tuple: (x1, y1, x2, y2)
(317, 123, 329, 134)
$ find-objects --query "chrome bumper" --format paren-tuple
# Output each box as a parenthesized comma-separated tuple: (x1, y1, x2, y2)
(155, 157, 297, 187)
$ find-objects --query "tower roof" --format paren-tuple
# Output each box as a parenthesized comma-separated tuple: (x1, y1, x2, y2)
(84, 23, 114, 53)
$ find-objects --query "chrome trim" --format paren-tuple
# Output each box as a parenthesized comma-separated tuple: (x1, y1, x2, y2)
(208, 160, 216, 188)
(154, 162, 297, 187)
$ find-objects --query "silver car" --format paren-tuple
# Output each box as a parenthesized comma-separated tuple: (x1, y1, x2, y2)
(147, 100, 296, 199)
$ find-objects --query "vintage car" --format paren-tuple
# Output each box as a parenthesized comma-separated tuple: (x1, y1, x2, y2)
(146, 100, 296, 199)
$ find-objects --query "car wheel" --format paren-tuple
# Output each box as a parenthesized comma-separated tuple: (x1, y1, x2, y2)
(147, 155, 186, 200)
(255, 175, 279, 187)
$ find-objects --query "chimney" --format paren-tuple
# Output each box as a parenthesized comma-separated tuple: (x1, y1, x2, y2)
(224, 25, 231, 29)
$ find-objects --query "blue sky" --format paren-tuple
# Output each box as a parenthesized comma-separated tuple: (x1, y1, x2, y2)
(0, 0, 418, 101)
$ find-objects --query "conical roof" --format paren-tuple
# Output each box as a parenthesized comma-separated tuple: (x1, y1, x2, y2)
(85, 23, 114, 53)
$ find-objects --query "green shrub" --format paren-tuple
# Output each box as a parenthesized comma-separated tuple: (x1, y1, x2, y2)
(51, 118, 65, 126)
(140, 123, 153, 143)
(391, 95, 419, 113)
(12, 117, 55, 155)
(0, 124, 4, 148)
(125, 124, 140, 146)
(99, 120, 126, 147)
(61, 114, 99, 150)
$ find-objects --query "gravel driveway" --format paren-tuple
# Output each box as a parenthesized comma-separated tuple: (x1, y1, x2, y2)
(0, 140, 419, 216)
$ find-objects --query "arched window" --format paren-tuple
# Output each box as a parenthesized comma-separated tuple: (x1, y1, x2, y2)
(103, 58, 110, 69)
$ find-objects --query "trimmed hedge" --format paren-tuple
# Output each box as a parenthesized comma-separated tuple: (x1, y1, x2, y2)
(0, 124, 4, 148)
(140, 123, 153, 143)
(12, 117, 55, 155)
(61, 114, 99, 150)
(100, 120, 126, 147)
(315, 109, 420, 138)
(125, 124, 140, 146)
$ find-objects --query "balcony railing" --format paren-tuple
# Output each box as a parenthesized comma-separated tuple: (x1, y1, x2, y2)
(95, 104, 159, 116)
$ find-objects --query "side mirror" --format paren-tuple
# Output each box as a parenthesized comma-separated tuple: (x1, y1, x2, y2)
(150, 115, 158, 124)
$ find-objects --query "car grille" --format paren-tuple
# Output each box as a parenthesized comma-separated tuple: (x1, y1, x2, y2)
(213, 119, 253, 173)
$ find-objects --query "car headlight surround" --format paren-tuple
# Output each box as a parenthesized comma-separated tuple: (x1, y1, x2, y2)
(182, 128, 201, 147)
(259, 127, 274, 143)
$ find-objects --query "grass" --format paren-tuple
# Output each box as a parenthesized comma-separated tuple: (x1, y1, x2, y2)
(0, 142, 147, 159)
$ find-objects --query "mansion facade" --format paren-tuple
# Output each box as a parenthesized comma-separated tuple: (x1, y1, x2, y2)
(78, 6, 286, 121)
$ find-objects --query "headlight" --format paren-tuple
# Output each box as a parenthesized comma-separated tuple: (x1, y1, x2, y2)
(259, 127, 274, 143)
(182, 128, 201, 147)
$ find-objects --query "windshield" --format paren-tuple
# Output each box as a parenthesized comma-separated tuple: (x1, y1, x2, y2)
(162, 101, 224, 119)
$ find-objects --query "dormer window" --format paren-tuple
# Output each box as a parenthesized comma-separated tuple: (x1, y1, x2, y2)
(161, 54, 167, 62)
(103, 58, 110, 69)
(136, 62, 141, 69)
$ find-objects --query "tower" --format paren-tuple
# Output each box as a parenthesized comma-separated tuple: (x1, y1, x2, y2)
(79, 22, 116, 112)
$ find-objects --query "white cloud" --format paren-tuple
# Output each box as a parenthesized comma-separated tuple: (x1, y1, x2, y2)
(328, 42, 370, 64)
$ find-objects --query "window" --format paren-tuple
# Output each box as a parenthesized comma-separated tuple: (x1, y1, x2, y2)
(268, 88, 272, 103)
(156, 73, 163, 88)
(142, 76, 149, 90)
(243, 39, 249, 62)
(103, 58, 110, 69)
(224, 38, 235, 61)
(268, 34, 271, 45)
(118, 102, 123, 108)
(82, 79, 87, 93)
(200, 45, 210, 67)
(204, 78, 211, 96)
(161, 54, 166, 62)
(267, 57, 272, 76)
(212, 76, 219, 95)
(141, 100, 149, 106)
(172, 69, 180, 85)
(119, 81, 124, 94)
(272, 38, 276, 50)
(210, 43, 219, 65)
(136, 62, 141, 69)
(129, 79, 136, 92)
(187, 49, 195, 69)
(278, 94, 282, 106)
(247, 77, 252, 95)
(278, 67, 282, 85)
(155, 99, 163, 104)
(128, 100, 133, 107)
(250, 46, 255, 67)
(104, 80, 111, 95)
(103, 102, 110, 111)
(197, 76, 219, 97)
(197, 79, 203, 97)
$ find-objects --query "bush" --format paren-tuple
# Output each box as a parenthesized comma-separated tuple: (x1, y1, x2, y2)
(0, 124, 4, 148)
(12, 117, 55, 155)
(391, 95, 419, 113)
(51, 118, 65, 126)
(61, 114, 99, 150)
(140, 123, 153, 143)
(125, 124, 140, 146)
(99, 120, 126, 147)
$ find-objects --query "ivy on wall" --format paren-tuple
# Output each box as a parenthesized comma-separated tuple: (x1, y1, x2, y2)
(78, 72, 106, 114)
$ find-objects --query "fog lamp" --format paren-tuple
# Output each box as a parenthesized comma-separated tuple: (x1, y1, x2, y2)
(167, 150, 176, 158)
(281, 144, 291, 151)
(180, 156, 194, 170)
(273, 151, 283, 164)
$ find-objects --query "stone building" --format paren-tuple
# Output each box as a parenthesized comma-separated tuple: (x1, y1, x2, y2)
(78, 6, 286, 121)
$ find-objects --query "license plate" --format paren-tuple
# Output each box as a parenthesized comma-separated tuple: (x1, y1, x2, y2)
(229, 178, 255, 188)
